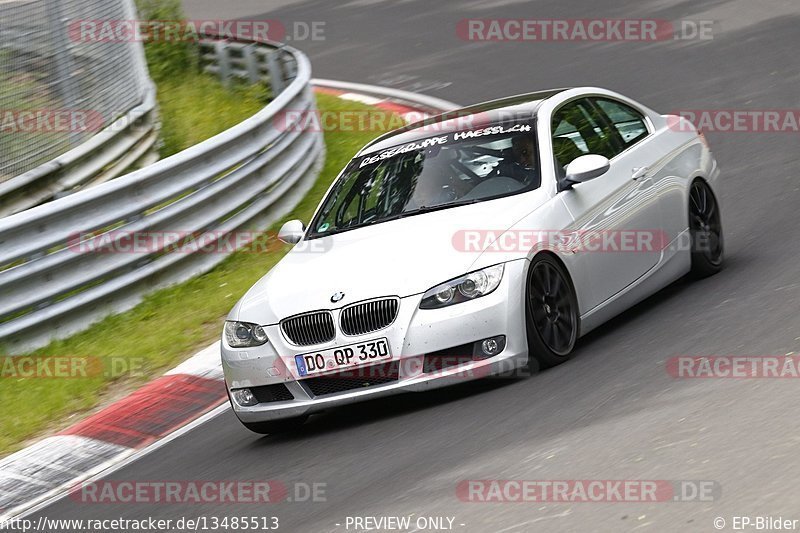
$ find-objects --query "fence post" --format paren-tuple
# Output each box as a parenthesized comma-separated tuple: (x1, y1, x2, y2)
(46, 0, 82, 148)
(122, 0, 151, 100)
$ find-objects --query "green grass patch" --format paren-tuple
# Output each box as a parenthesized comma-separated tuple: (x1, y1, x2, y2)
(0, 92, 393, 457)
(155, 74, 268, 158)
(133, 0, 269, 158)
(134, 0, 196, 82)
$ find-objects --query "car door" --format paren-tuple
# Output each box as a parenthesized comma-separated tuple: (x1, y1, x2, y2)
(551, 97, 663, 312)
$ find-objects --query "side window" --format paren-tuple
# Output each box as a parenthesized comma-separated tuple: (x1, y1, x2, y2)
(551, 99, 619, 177)
(593, 98, 649, 149)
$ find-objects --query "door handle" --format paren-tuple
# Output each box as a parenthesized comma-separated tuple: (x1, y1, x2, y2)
(632, 167, 650, 181)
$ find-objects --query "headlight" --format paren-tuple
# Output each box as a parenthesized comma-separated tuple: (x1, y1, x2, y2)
(224, 321, 269, 347)
(419, 264, 505, 309)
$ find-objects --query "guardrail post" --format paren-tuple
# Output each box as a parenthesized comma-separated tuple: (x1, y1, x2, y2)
(266, 49, 285, 95)
(215, 40, 231, 86)
(283, 49, 298, 83)
(243, 44, 260, 84)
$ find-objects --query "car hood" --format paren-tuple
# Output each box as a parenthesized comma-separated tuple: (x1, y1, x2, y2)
(232, 190, 550, 324)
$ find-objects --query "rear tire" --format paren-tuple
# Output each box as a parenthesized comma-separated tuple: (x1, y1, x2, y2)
(689, 180, 724, 278)
(524, 254, 579, 369)
(242, 416, 308, 435)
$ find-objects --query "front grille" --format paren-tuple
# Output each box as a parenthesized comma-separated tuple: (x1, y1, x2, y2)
(340, 297, 399, 336)
(301, 361, 400, 397)
(250, 383, 294, 403)
(281, 311, 335, 346)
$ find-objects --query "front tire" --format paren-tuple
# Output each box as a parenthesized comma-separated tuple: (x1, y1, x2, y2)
(524, 254, 579, 369)
(689, 180, 724, 278)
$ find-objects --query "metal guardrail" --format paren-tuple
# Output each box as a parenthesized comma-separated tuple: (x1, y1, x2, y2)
(199, 39, 298, 93)
(0, 38, 324, 352)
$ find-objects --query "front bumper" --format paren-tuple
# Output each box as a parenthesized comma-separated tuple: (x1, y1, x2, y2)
(222, 260, 529, 423)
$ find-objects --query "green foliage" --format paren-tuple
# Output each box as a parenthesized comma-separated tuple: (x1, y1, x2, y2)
(134, 0, 196, 81)
(155, 74, 268, 158)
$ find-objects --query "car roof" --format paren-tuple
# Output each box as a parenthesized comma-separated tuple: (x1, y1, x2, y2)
(357, 88, 570, 156)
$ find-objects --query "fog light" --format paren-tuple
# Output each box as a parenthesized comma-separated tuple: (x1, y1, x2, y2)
(232, 388, 258, 406)
(474, 335, 506, 359)
(482, 339, 499, 355)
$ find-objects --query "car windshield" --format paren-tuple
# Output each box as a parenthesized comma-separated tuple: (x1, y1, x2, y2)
(307, 123, 540, 238)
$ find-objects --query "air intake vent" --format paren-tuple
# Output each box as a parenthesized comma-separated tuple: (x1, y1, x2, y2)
(301, 361, 400, 397)
(340, 297, 399, 336)
(250, 384, 294, 403)
(280, 311, 335, 346)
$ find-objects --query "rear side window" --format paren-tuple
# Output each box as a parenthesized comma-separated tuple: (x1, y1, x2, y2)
(551, 99, 619, 177)
(593, 98, 650, 149)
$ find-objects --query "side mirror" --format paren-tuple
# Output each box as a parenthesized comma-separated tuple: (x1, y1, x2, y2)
(561, 155, 611, 190)
(278, 220, 305, 244)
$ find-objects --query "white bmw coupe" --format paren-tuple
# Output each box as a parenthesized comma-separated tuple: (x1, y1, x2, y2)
(222, 87, 723, 433)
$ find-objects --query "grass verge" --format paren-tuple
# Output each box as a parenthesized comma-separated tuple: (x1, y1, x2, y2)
(134, 0, 269, 158)
(0, 92, 395, 456)
(155, 75, 268, 158)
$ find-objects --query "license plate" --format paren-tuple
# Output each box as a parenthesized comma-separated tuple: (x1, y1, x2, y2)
(295, 338, 391, 377)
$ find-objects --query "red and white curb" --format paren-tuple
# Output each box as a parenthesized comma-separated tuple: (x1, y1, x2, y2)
(0, 343, 226, 521)
(0, 81, 457, 524)
(312, 78, 459, 118)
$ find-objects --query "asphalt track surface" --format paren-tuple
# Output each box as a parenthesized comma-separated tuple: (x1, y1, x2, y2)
(31, 1, 800, 531)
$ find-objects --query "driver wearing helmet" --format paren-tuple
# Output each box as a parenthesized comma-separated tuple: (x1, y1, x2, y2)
(492, 134, 540, 186)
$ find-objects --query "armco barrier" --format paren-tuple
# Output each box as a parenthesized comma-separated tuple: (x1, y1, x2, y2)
(0, 38, 324, 352)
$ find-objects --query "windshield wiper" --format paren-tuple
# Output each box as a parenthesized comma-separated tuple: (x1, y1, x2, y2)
(396, 199, 481, 219)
